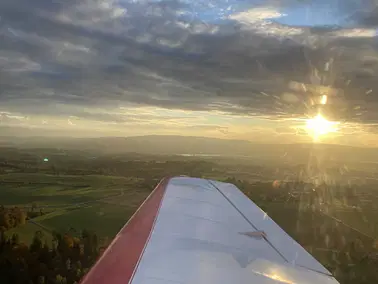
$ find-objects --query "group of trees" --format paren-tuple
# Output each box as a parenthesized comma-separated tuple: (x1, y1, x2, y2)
(0, 205, 47, 232)
(0, 229, 103, 284)
(0, 206, 27, 231)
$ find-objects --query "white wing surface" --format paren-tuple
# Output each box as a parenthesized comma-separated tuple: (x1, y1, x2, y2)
(81, 176, 340, 284)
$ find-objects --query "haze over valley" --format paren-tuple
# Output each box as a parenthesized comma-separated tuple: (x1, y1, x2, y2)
(2, 0, 378, 283)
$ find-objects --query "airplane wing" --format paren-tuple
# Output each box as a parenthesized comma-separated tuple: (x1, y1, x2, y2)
(80, 176, 340, 284)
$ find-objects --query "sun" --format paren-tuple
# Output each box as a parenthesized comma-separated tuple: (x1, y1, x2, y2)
(305, 113, 339, 141)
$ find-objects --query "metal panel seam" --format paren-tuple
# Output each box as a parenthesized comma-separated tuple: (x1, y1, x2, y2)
(207, 180, 290, 263)
(208, 180, 334, 277)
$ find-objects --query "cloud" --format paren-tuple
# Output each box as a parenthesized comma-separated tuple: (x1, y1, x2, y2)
(1, 0, 378, 141)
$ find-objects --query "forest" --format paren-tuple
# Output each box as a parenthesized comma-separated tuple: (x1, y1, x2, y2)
(0, 204, 104, 283)
(0, 228, 102, 284)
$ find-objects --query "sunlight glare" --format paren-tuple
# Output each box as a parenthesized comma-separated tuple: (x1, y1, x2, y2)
(306, 114, 339, 141)
(320, 95, 327, 105)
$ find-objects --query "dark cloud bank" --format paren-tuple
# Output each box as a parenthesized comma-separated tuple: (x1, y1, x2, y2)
(1, 0, 378, 126)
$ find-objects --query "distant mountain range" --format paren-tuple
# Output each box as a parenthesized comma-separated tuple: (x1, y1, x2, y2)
(1, 134, 378, 163)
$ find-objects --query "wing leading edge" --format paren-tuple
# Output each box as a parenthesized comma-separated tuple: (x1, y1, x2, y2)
(81, 176, 340, 284)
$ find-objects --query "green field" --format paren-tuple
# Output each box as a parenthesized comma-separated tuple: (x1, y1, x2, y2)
(6, 222, 53, 245)
(38, 203, 135, 238)
(0, 173, 138, 206)
(1, 173, 151, 244)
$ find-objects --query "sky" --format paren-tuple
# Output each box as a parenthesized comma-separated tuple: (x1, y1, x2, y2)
(1, 0, 378, 146)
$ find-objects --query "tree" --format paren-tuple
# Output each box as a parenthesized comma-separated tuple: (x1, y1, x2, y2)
(63, 234, 74, 249)
(38, 241, 51, 265)
(11, 233, 19, 246)
(0, 210, 12, 229)
(66, 258, 71, 271)
(13, 207, 26, 226)
(0, 227, 5, 244)
(38, 276, 45, 284)
(30, 231, 43, 253)
(55, 274, 67, 284)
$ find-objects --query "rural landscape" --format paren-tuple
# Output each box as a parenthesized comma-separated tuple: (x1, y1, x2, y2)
(2, 0, 378, 283)
(0, 135, 378, 284)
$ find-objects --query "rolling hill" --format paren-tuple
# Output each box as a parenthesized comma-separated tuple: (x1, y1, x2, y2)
(2, 134, 378, 163)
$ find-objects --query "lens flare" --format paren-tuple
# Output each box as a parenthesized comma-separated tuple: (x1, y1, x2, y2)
(320, 95, 327, 105)
(306, 113, 339, 141)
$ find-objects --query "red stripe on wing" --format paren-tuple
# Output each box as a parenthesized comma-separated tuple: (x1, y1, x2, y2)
(80, 177, 170, 284)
